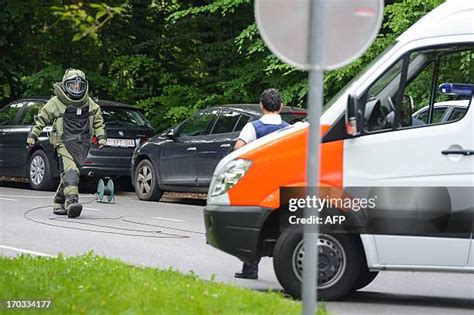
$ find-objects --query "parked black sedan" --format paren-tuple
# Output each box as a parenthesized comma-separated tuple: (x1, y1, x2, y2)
(131, 104, 306, 201)
(0, 97, 155, 190)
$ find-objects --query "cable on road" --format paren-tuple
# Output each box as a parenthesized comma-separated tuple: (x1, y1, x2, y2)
(121, 218, 204, 235)
(23, 197, 194, 239)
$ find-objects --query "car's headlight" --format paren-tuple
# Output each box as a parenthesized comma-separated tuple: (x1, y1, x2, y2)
(211, 159, 252, 197)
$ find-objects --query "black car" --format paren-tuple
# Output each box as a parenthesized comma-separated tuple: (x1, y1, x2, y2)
(0, 97, 155, 190)
(131, 104, 306, 201)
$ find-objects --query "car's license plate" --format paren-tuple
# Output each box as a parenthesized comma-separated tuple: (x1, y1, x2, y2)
(106, 138, 135, 147)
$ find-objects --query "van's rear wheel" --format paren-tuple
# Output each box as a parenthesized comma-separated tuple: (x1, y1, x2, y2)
(273, 225, 362, 300)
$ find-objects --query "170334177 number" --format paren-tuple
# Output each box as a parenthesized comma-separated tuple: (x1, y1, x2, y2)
(3, 300, 51, 309)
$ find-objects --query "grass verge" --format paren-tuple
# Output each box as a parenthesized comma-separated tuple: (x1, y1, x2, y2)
(0, 253, 328, 314)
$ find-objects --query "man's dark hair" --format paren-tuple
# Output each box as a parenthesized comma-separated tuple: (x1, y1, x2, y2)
(260, 88, 282, 112)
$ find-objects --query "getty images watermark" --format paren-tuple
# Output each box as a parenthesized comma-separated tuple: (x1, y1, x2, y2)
(287, 195, 378, 225)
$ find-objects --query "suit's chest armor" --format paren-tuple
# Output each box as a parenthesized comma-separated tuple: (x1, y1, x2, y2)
(62, 105, 91, 140)
(61, 104, 91, 165)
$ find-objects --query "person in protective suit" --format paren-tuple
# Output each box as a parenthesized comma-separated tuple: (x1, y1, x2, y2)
(27, 68, 106, 218)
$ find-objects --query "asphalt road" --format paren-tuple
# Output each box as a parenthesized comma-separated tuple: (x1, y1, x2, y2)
(1, 183, 473, 315)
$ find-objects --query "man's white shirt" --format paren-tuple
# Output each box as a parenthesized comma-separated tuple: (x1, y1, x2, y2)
(238, 114, 283, 144)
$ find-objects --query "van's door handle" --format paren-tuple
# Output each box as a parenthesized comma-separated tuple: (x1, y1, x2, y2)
(220, 143, 231, 148)
(442, 149, 474, 156)
(187, 147, 197, 151)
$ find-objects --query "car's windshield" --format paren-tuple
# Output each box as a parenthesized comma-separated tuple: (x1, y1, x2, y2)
(281, 112, 307, 124)
(102, 107, 148, 127)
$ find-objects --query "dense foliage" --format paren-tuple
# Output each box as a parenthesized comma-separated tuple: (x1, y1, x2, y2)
(1, 0, 443, 131)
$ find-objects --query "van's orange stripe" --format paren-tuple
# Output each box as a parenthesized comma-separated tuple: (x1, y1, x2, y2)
(228, 125, 344, 208)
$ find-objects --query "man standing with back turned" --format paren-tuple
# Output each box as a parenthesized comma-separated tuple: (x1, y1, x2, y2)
(27, 68, 106, 218)
(234, 88, 289, 279)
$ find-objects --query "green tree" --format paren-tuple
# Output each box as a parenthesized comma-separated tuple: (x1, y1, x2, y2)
(1, 0, 445, 133)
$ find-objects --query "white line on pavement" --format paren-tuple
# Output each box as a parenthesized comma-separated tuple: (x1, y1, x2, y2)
(0, 197, 19, 201)
(0, 245, 54, 257)
(0, 194, 51, 199)
(84, 207, 103, 212)
(152, 216, 186, 222)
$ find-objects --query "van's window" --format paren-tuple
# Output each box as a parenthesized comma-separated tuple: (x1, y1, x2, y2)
(324, 42, 397, 114)
(403, 48, 473, 127)
(21, 101, 45, 125)
(0, 102, 24, 125)
(211, 111, 240, 134)
(363, 58, 403, 132)
(362, 45, 473, 133)
(368, 59, 404, 99)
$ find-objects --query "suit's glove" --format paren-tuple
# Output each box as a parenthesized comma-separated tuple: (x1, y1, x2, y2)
(98, 138, 106, 149)
(27, 136, 36, 147)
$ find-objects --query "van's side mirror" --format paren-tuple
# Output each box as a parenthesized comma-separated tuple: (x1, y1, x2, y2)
(345, 94, 361, 136)
(165, 128, 177, 141)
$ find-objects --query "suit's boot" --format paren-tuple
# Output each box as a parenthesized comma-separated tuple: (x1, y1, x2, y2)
(53, 177, 65, 202)
(66, 194, 82, 218)
(63, 170, 81, 218)
(52, 178, 66, 215)
(53, 203, 67, 215)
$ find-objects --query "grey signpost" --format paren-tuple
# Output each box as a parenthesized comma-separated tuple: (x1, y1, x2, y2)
(255, 1, 383, 314)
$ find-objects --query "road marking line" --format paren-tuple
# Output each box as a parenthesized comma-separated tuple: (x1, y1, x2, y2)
(0, 194, 51, 199)
(0, 197, 18, 201)
(84, 207, 103, 212)
(0, 245, 54, 257)
(152, 216, 185, 222)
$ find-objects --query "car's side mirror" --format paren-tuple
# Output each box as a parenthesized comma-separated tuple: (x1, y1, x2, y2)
(165, 128, 177, 141)
(345, 94, 361, 136)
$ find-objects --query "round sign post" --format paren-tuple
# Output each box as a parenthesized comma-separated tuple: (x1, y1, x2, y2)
(255, 1, 383, 314)
(300, 1, 325, 313)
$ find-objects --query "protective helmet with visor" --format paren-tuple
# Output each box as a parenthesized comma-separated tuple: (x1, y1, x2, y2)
(61, 69, 88, 101)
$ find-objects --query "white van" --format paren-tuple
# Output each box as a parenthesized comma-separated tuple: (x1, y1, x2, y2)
(204, 0, 474, 300)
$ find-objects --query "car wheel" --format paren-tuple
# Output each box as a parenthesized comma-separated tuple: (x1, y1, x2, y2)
(134, 159, 163, 201)
(28, 150, 55, 191)
(273, 225, 362, 300)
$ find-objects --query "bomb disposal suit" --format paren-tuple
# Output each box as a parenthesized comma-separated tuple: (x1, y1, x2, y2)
(27, 69, 106, 218)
